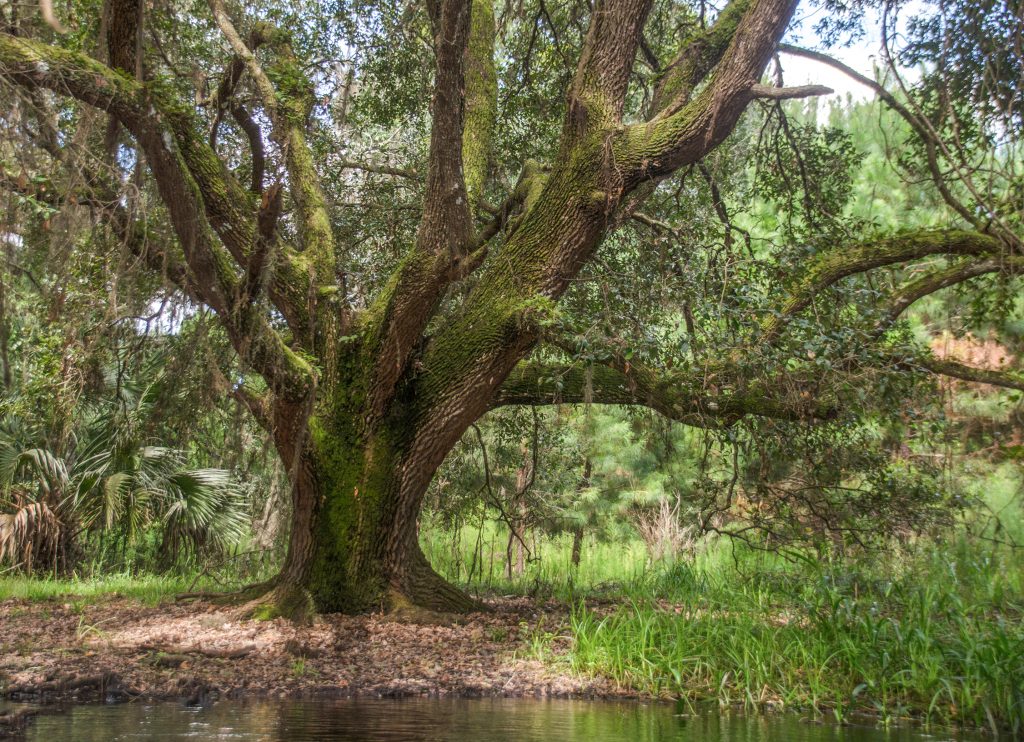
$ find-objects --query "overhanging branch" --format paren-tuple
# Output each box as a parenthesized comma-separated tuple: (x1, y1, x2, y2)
(759, 229, 1002, 345)
(0, 32, 314, 400)
(884, 258, 1013, 326)
(915, 354, 1024, 393)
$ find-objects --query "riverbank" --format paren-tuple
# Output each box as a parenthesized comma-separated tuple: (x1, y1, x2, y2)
(0, 595, 628, 710)
(3, 518, 1022, 738)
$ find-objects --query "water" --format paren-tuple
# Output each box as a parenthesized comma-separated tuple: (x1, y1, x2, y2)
(21, 698, 984, 741)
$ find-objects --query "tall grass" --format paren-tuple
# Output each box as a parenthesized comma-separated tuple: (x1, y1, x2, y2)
(565, 543, 1023, 734)
(0, 572, 200, 604)
(422, 480, 1024, 735)
(421, 521, 651, 599)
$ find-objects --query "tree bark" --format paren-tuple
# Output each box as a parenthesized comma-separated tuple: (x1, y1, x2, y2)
(251, 396, 480, 619)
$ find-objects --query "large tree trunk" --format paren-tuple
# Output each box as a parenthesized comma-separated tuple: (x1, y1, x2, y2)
(251, 400, 478, 619)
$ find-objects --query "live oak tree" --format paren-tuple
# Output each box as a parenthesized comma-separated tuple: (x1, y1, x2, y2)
(0, 0, 1021, 618)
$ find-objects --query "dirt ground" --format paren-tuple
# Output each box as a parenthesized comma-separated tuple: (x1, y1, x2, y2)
(0, 595, 633, 712)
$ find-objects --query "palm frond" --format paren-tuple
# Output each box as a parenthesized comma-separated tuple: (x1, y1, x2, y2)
(0, 499, 62, 572)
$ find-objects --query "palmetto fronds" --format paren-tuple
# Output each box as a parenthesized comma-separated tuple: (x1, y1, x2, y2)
(0, 498, 61, 572)
(0, 372, 246, 572)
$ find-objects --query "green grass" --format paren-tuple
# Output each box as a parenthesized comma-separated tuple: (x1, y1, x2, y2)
(4, 470, 1021, 735)
(565, 544, 1023, 735)
(421, 521, 651, 599)
(422, 484, 1024, 735)
(0, 572, 211, 605)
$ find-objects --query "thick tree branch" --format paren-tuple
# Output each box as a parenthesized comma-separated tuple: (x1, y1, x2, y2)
(0, 32, 314, 400)
(491, 360, 836, 424)
(421, 0, 474, 250)
(915, 354, 1024, 393)
(567, 0, 655, 135)
(462, 0, 496, 212)
(363, 0, 477, 422)
(650, 0, 753, 116)
(620, 0, 798, 179)
(617, 0, 764, 228)
(408, 0, 798, 475)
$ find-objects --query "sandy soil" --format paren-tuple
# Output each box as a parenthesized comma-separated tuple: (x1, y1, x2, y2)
(0, 595, 632, 710)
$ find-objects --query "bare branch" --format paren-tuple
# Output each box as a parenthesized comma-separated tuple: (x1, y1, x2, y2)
(750, 82, 833, 99)
(777, 43, 997, 237)
(39, 0, 68, 33)
(339, 159, 419, 180)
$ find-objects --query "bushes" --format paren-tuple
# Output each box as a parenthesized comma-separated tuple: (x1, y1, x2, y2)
(0, 374, 247, 576)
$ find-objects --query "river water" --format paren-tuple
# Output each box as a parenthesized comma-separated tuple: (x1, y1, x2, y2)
(21, 698, 985, 741)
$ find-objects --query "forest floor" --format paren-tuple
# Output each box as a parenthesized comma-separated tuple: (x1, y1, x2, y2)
(0, 595, 631, 711)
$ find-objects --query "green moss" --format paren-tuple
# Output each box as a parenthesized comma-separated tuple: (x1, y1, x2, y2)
(653, 0, 753, 109)
(462, 0, 497, 210)
(300, 400, 413, 613)
(251, 604, 277, 621)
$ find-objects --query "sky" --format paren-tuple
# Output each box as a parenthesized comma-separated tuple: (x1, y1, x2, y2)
(779, 1, 927, 102)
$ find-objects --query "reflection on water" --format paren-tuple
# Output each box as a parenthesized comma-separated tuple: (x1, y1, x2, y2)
(25, 698, 981, 741)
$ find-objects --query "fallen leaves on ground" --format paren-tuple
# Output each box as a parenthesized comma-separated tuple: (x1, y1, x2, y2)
(0, 596, 637, 705)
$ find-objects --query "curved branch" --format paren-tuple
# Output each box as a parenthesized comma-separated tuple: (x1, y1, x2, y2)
(759, 229, 1002, 344)
(884, 258, 1014, 325)
(0, 33, 314, 400)
(915, 354, 1024, 393)
(206, 32, 269, 194)
(207, 5, 337, 330)
(207, 0, 277, 112)
(777, 44, 993, 236)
